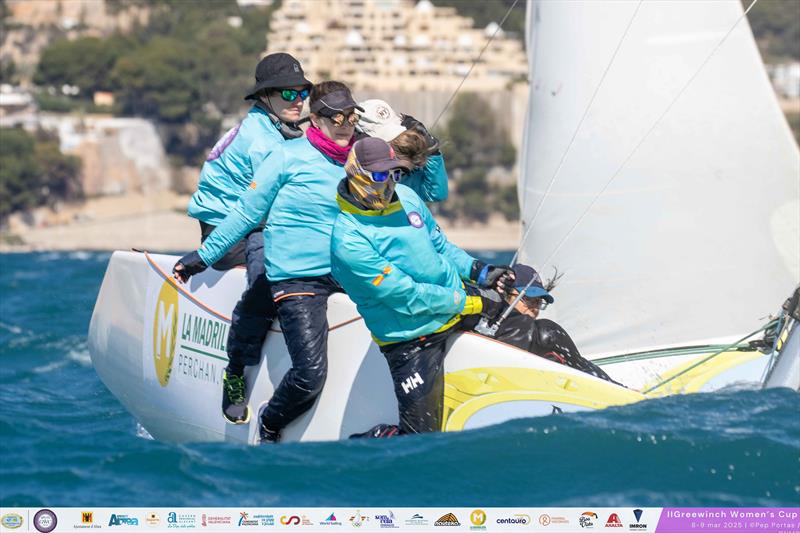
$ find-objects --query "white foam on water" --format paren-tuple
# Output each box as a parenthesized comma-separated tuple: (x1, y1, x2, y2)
(33, 360, 68, 374)
(0, 321, 23, 334)
(67, 349, 92, 366)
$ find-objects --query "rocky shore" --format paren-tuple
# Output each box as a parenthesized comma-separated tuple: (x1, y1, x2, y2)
(0, 193, 521, 253)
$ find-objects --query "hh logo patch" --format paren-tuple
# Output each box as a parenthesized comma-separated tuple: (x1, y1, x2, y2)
(372, 266, 392, 286)
(407, 211, 423, 228)
(401, 372, 424, 394)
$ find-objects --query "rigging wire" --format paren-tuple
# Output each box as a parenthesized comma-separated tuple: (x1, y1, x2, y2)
(529, 0, 761, 271)
(511, 0, 644, 266)
(430, 0, 521, 129)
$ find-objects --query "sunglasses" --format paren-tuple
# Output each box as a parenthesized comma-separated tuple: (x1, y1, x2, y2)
(370, 168, 406, 183)
(277, 88, 310, 102)
(324, 111, 360, 127)
(513, 292, 549, 310)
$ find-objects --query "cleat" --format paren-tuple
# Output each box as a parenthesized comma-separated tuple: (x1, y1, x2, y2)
(222, 370, 250, 424)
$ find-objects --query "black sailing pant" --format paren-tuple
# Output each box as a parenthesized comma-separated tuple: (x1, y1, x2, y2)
(199, 221, 276, 369)
(379, 328, 459, 434)
(259, 275, 343, 432)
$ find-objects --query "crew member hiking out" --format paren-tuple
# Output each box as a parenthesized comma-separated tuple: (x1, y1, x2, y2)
(494, 264, 624, 386)
(330, 137, 514, 437)
(181, 53, 312, 425)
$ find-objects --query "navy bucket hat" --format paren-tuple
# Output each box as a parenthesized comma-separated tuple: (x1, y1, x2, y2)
(245, 52, 312, 100)
(512, 264, 554, 304)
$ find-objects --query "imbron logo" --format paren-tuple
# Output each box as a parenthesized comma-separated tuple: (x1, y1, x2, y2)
(153, 280, 179, 386)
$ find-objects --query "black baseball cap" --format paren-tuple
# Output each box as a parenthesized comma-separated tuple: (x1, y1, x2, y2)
(353, 137, 411, 172)
(513, 264, 554, 303)
(310, 89, 365, 116)
(245, 53, 312, 100)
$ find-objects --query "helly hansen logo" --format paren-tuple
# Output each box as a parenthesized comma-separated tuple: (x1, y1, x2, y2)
(401, 372, 424, 394)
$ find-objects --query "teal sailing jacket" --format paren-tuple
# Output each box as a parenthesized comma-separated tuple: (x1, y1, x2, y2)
(331, 182, 476, 344)
(187, 105, 284, 226)
(197, 137, 345, 281)
(402, 153, 449, 202)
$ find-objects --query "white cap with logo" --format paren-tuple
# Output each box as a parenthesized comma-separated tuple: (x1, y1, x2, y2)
(357, 99, 406, 141)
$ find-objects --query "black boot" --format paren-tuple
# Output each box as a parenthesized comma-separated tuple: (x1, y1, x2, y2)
(349, 423, 401, 439)
(259, 420, 281, 444)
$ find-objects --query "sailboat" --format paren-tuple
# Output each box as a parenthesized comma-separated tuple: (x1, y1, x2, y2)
(88, 0, 799, 444)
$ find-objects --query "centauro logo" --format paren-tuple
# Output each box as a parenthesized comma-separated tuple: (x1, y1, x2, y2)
(153, 280, 179, 386)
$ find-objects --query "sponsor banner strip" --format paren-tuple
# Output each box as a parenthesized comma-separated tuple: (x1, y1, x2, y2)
(4, 507, 797, 533)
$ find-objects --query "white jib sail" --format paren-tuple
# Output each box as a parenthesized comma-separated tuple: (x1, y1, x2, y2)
(518, 0, 800, 357)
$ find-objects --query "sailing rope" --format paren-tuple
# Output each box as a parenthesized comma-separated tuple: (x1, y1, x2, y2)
(642, 321, 773, 394)
(514, 0, 761, 270)
(431, 0, 521, 129)
(511, 0, 644, 266)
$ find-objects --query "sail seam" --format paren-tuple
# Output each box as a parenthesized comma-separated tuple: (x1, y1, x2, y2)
(537, 0, 762, 270)
(513, 0, 644, 266)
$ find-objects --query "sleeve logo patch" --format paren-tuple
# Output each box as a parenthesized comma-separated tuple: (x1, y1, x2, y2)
(372, 266, 392, 286)
(407, 211, 424, 228)
(249, 181, 257, 189)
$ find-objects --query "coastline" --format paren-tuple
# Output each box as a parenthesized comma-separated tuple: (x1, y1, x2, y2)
(0, 193, 521, 253)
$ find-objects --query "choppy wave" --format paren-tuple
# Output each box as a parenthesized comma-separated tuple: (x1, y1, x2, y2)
(1, 253, 798, 508)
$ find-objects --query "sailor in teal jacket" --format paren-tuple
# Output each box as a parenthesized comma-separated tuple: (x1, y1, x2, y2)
(181, 52, 312, 425)
(188, 104, 289, 229)
(331, 181, 473, 343)
(330, 137, 510, 436)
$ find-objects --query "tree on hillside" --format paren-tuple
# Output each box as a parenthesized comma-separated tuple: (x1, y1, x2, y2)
(0, 128, 82, 221)
(439, 93, 518, 223)
(34, 36, 130, 95)
(111, 37, 198, 122)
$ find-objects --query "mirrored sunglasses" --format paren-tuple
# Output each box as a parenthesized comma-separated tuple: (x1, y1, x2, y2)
(278, 88, 310, 102)
(514, 293, 548, 310)
(370, 168, 406, 183)
(326, 111, 360, 127)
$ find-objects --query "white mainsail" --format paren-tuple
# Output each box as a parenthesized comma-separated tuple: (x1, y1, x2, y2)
(519, 0, 800, 357)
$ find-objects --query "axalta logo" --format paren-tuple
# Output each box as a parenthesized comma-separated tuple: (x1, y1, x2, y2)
(1, 513, 23, 530)
(153, 280, 179, 386)
(280, 515, 300, 525)
(605, 513, 623, 528)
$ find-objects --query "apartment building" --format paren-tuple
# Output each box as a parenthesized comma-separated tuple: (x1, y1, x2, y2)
(266, 0, 528, 92)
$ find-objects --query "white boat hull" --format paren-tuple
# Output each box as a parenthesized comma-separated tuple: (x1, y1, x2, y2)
(88, 251, 774, 444)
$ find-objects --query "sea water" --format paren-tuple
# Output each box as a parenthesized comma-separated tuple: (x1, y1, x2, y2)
(1, 252, 798, 507)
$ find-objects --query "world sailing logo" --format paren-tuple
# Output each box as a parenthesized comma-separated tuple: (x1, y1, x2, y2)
(153, 280, 179, 386)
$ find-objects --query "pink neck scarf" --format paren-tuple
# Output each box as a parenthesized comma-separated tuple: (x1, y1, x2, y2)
(306, 125, 354, 164)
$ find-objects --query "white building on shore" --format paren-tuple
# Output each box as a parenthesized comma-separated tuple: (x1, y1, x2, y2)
(266, 0, 528, 92)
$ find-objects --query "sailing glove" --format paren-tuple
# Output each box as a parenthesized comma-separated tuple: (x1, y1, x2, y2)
(401, 114, 440, 154)
(471, 260, 515, 291)
(172, 251, 207, 283)
(463, 285, 505, 320)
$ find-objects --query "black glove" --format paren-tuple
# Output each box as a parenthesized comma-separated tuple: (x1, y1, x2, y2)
(401, 114, 440, 153)
(471, 260, 514, 291)
(172, 251, 207, 283)
(464, 284, 505, 320)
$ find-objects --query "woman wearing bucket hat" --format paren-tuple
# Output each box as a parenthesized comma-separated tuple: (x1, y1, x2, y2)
(331, 137, 510, 437)
(174, 80, 364, 442)
(357, 99, 448, 203)
(183, 52, 312, 425)
(494, 264, 623, 385)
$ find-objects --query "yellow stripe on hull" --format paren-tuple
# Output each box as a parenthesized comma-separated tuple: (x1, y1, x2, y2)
(442, 367, 646, 432)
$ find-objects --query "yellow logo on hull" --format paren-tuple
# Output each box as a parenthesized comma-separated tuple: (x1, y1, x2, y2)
(153, 280, 179, 386)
